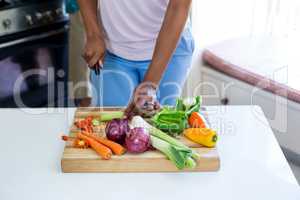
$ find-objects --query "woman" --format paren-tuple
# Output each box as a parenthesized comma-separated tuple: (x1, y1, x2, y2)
(77, 0, 194, 116)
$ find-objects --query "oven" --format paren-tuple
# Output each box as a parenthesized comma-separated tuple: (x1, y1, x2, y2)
(0, 0, 69, 107)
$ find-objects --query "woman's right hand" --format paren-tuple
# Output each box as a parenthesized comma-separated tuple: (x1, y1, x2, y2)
(83, 35, 106, 68)
(125, 82, 160, 119)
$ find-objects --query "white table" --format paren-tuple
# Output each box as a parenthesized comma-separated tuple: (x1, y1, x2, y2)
(0, 106, 299, 200)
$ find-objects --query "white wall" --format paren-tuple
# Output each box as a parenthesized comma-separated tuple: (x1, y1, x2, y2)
(183, 0, 300, 98)
(191, 0, 300, 48)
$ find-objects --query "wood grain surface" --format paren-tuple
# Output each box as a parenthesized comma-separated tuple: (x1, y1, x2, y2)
(61, 107, 220, 173)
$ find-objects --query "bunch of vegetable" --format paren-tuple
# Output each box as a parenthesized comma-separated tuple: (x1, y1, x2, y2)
(63, 115, 128, 159)
(130, 116, 199, 169)
(62, 132, 126, 160)
(151, 96, 202, 136)
(62, 96, 219, 169)
(151, 96, 218, 148)
(103, 113, 200, 169)
(105, 119, 151, 153)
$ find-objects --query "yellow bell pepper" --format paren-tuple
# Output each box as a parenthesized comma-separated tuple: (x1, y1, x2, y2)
(184, 128, 218, 147)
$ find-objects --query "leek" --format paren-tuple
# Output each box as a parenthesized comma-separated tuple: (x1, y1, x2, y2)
(185, 156, 197, 168)
(131, 116, 199, 169)
(175, 96, 202, 117)
(150, 136, 185, 169)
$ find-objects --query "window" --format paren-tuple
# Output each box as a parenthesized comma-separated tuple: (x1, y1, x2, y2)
(191, 0, 300, 47)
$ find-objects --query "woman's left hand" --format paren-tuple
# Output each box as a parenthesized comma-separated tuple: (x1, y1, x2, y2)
(124, 82, 160, 119)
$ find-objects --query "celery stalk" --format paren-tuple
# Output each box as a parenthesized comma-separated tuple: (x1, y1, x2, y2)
(99, 111, 124, 122)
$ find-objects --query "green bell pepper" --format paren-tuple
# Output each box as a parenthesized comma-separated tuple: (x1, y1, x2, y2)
(152, 108, 187, 137)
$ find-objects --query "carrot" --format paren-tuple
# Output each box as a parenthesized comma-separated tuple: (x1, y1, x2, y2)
(77, 132, 112, 160)
(74, 121, 81, 128)
(82, 132, 126, 155)
(85, 116, 93, 123)
(75, 117, 94, 134)
(62, 135, 70, 141)
(188, 112, 208, 128)
(61, 135, 89, 149)
(82, 126, 90, 133)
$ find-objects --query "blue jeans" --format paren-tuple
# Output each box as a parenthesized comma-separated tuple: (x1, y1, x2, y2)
(91, 28, 195, 106)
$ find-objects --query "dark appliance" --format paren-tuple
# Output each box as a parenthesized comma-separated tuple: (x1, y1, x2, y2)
(0, 0, 69, 107)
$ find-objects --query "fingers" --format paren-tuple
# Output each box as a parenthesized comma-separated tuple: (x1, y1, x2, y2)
(82, 46, 105, 68)
(125, 97, 160, 119)
(82, 50, 93, 66)
(134, 96, 153, 107)
(94, 54, 105, 75)
(126, 83, 160, 118)
(125, 98, 151, 119)
(82, 52, 104, 77)
(89, 53, 101, 67)
(94, 63, 100, 75)
(124, 102, 135, 119)
(154, 101, 161, 111)
(142, 99, 160, 117)
(99, 55, 105, 68)
(83, 52, 100, 67)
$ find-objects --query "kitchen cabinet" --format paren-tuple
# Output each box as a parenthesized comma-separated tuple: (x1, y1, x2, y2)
(200, 65, 300, 154)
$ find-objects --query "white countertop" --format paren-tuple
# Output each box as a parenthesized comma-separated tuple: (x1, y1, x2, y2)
(0, 106, 299, 200)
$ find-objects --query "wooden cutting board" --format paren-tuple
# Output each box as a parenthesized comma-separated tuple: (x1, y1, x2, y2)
(61, 107, 220, 173)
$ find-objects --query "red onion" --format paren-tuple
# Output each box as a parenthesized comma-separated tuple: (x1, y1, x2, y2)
(125, 127, 150, 153)
(105, 119, 129, 144)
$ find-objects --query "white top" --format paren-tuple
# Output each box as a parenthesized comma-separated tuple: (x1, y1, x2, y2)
(98, 0, 169, 60)
(0, 106, 299, 200)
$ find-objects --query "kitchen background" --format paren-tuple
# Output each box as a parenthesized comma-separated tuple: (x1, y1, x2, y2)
(0, 0, 299, 183)
(0, 0, 68, 108)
